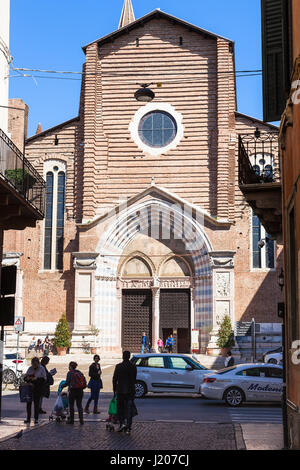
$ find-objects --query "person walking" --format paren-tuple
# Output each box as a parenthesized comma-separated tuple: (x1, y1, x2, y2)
(141, 332, 150, 354)
(39, 356, 55, 414)
(61, 361, 87, 425)
(157, 338, 164, 353)
(23, 357, 47, 425)
(84, 354, 102, 415)
(165, 334, 175, 353)
(113, 350, 137, 435)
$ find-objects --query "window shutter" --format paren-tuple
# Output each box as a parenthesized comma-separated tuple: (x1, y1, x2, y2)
(261, 0, 291, 122)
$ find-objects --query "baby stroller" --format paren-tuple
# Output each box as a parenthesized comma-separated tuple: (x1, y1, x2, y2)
(105, 396, 119, 431)
(49, 380, 69, 423)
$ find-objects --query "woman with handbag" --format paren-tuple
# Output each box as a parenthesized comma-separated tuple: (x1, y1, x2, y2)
(39, 356, 55, 414)
(23, 357, 47, 425)
(84, 354, 102, 414)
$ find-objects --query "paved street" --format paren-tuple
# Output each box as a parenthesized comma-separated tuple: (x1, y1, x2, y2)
(0, 421, 240, 451)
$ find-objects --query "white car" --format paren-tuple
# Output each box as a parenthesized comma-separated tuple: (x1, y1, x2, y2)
(131, 353, 214, 398)
(201, 363, 283, 407)
(264, 352, 283, 365)
(3, 351, 27, 383)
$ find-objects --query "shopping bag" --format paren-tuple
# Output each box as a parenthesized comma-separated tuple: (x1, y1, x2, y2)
(54, 395, 64, 412)
(108, 397, 118, 416)
(19, 384, 33, 403)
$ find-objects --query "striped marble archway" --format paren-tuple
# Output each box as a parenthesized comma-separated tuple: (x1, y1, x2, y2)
(94, 198, 213, 351)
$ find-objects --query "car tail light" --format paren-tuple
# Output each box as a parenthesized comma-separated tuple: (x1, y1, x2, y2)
(204, 377, 216, 383)
(12, 360, 23, 364)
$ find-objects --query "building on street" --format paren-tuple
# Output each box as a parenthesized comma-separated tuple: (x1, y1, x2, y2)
(4, 0, 284, 356)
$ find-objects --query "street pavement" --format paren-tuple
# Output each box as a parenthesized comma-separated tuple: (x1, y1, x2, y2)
(0, 355, 284, 450)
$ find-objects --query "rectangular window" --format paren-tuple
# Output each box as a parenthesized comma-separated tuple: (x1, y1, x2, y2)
(252, 212, 275, 269)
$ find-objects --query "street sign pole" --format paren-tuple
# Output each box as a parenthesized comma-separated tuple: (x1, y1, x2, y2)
(16, 331, 20, 375)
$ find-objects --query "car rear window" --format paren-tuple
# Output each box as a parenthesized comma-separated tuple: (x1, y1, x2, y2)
(217, 366, 238, 375)
(4, 353, 17, 360)
(267, 367, 283, 379)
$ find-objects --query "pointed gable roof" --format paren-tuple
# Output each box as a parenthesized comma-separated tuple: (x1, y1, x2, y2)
(78, 183, 231, 229)
(119, 0, 135, 29)
(82, 9, 233, 53)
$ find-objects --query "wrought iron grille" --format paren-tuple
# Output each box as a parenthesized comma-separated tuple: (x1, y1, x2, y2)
(238, 131, 280, 186)
(0, 128, 45, 215)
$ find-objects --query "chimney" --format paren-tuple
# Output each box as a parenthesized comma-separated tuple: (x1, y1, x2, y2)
(7, 99, 29, 153)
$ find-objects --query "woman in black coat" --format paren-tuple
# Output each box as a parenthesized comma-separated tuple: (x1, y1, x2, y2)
(84, 355, 102, 414)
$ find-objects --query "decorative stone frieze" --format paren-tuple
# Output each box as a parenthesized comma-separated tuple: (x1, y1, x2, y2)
(72, 252, 99, 270)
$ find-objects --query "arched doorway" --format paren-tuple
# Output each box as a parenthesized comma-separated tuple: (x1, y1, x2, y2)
(95, 197, 213, 353)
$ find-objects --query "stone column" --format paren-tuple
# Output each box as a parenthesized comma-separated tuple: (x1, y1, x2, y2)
(207, 251, 235, 353)
(151, 286, 160, 351)
(72, 252, 98, 352)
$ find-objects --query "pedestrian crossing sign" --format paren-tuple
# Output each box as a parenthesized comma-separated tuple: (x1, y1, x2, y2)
(14, 316, 25, 332)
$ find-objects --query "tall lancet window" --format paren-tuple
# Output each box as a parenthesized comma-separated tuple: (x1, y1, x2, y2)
(43, 162, 66, 270)
(252, 212, 275, 270)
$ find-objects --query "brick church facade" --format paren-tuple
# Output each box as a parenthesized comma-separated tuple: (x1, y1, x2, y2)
(4, 2, 283, 354)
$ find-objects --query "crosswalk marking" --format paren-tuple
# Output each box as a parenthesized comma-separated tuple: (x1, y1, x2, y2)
(228, 408, 282, 423)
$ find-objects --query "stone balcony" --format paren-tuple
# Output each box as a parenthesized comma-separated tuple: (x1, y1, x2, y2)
(238, 130, 282, 241)
(0, 129, 45, 230)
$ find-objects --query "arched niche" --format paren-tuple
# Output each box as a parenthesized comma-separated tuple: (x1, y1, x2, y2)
(122, 256, 152, 278)
(160, 256, 191, 277)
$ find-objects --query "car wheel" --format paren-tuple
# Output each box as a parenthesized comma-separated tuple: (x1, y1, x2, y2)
(135, 381, 147, 398)
(3, 369, 16, 384)
(268, 358, 277, 364)
(224, 387, 244, 407)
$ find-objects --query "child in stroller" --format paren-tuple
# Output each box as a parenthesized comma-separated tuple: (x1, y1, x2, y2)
(49, 380, 69, 423)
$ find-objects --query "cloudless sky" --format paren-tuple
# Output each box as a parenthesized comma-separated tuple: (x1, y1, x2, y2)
(9, 0, 266, 137)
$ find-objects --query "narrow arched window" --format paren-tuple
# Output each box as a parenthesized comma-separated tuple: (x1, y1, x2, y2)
(44, 172, 54, 270)
(43, 163, 66, 270)
(56, 172, 66, 270)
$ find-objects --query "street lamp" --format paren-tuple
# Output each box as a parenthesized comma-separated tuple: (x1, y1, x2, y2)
(134, 83, 155, 102)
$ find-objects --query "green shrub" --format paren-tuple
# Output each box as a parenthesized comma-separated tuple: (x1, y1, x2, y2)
(53, 314, 72, 348)
(217, 314, 235, 349)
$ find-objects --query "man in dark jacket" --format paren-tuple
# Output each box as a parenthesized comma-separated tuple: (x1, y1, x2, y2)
(113, 350, 137, 434)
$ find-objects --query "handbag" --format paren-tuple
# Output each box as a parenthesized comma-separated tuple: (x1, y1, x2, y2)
(108, 397, 118, 416)
(19, 384, 33, 403)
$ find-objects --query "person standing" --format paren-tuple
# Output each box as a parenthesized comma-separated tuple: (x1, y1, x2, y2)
(141, 332, 150, 354)
(39, 356, 55, 414)
(165, 334, 175, 353)
(84, 354, 102, 415)
(43, 337, 50, 357)
(61, 361, 87, 425)
(157, 338, 164, 353)
(113, 350, 137, 435)
(224, 351, 234, 368)
(23, 357, 47, 425)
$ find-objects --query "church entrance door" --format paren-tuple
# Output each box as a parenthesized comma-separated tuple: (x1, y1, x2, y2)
(122, 289, 152, 352)
(159, 289, 191, 354)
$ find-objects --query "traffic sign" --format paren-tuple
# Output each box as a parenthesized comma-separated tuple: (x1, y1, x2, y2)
(14, 316, 25, 333)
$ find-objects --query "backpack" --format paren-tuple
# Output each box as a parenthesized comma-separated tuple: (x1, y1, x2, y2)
(70, 370, 87, 389)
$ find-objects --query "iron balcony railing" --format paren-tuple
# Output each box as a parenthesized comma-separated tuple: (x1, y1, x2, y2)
(0, 128, 45, 216)
(238, 131, 280, 186)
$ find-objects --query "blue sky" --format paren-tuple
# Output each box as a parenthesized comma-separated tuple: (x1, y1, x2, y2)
(9, 0, 266, 137)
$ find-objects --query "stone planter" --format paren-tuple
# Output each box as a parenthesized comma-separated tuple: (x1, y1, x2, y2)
(56, 347, 67, 356)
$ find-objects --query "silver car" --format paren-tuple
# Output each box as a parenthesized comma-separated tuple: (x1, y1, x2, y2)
(201, 363, 283, 407)
(131, 353, 213, 398)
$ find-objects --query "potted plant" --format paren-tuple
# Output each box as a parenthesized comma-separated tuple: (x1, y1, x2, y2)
(53, 314, 72, 356)
(5, 168, 36, 191)
(217, 314, 235, 356)
(89, 324, 100, 354)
